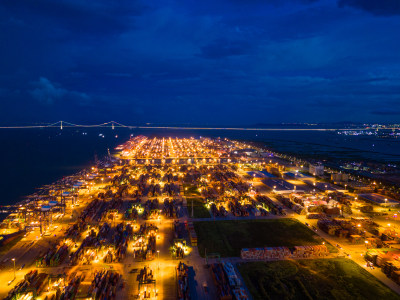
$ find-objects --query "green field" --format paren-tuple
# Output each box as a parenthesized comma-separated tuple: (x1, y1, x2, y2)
(0, 235, 23, 256)
(187, 197, 210, 218)
(194, 218, 336, 257)
(183, 184, 200, 196)
(238, 259, 400, 300)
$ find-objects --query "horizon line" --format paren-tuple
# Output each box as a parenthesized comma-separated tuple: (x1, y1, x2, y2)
(0, 120, 398, 131)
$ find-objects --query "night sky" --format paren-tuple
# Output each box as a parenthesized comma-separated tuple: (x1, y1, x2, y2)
(0, 0, 399, 125)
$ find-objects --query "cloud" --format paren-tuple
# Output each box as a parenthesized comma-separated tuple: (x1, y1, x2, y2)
(228, 0, 319, 5)
(370, 109, 400, 115)
(199, 39, 253, 59)
(0, 0, 147, 36)
(1, 0, 400, 124)
(30, 77, 66, 104)
(30, 77, 90, 105)
(0, 87, 9, 96)
(338, 0, 400, 16)
(105, 73, 132, 78)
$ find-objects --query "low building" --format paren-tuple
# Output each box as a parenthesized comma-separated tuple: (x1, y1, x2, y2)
(309, 164, 324, 176)
(232, 148, 259, 157)
(331, 173, 349, 183)
(284, 171, 313, 180)
(262, 179, 304, 194)
(247, 171, 268, 181)
(359, 193, 399, 207)
(260, 151, 273, 157)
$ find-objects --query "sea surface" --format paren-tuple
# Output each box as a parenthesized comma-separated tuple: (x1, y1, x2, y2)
(0, 127, 400, 206)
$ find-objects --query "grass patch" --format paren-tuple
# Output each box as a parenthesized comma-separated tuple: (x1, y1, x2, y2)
(238, 259, 400, 300)
(194, 218, 336, 257)
(324, 242, 338, 253)
(183, 184, 200, 196)
(0, 235, 23, 256)
(187, 197, 210, 218)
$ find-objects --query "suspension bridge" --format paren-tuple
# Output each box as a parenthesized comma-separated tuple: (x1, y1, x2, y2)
(0, 121, 398, 131)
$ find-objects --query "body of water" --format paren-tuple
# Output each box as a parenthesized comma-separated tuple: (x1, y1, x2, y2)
(0, 127, 399, 205)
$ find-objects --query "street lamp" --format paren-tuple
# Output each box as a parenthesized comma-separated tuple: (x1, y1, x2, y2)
(191, 198, 194, 218)
(157, 250, 160, 270)
(12, 258, 15, 280)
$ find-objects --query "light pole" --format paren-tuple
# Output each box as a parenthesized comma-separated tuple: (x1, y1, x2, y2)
(12, 258, 15, 280)
(157, 250, 160, 271)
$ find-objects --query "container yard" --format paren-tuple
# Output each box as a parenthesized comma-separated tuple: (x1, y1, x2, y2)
(177, 262, 191, 300)
(88, 270, 121, 300)
(241, 245, 329, 260)
(0, 136, 400, 299)
(0, 137, 259, 299)
(209, 261, 249, 300)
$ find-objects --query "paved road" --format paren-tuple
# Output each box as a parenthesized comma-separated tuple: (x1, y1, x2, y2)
(2, 178, 400, 299)
(185, 184, 400, 297)
(266, 192, 400, 295)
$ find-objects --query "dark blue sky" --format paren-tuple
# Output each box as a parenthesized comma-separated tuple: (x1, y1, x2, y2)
(0, 0, 399, 125)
